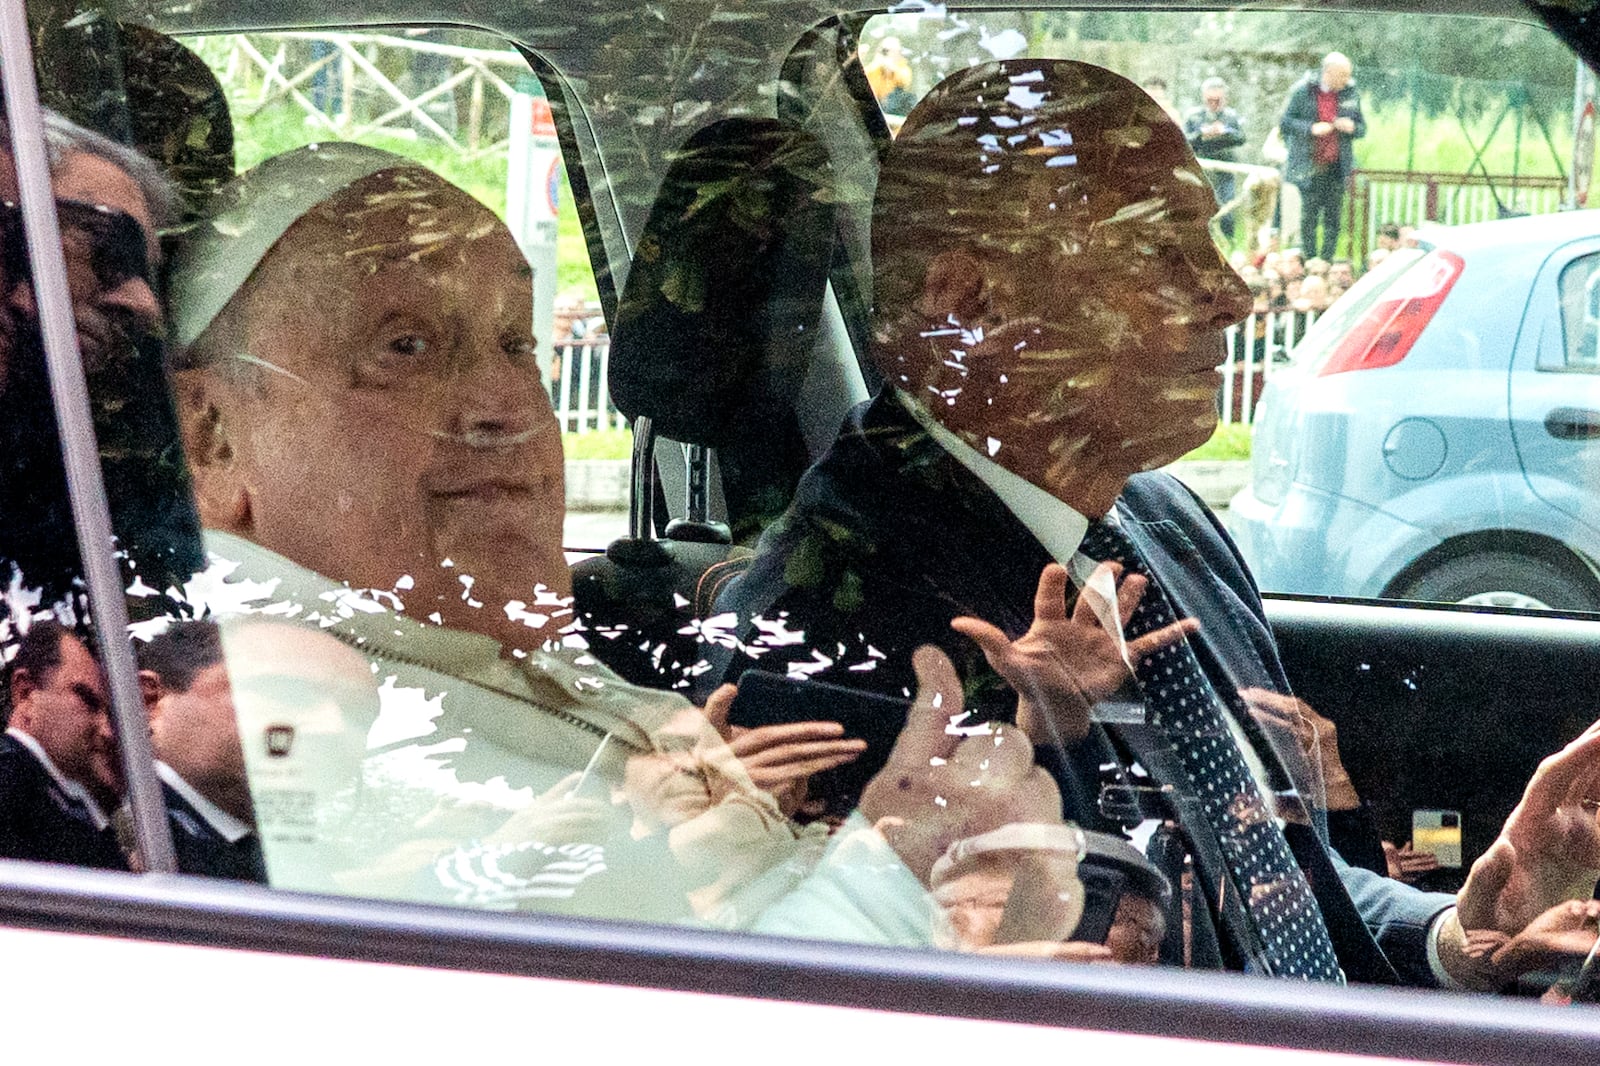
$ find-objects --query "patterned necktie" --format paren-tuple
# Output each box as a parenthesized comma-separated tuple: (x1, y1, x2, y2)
(1079, 518, 1342, 982)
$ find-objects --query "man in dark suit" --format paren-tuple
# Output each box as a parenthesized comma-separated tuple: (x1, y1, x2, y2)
(1, 621, 129, 870)
(138, 621, 266, 882)
(1279, 52, 1365, 260)
(1184, 77, 1246, 239)
(707, 59, 1597, 988)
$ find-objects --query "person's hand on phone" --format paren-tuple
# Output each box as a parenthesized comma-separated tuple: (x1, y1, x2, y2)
(1311, 121, 1335, 137)
(1382, 840, 1442, 883)
(859, 645, 1063, 884)
(951, 562, 1196, 747)
(1333, 116, 1356, 134)
(701, 683, 866, 816)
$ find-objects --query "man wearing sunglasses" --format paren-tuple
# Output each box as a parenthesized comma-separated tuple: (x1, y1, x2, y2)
(0, 109, 169, 381)
(0, 109, 198, 612)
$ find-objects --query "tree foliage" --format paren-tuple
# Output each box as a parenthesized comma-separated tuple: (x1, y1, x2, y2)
(1037, 10, 1579, 119)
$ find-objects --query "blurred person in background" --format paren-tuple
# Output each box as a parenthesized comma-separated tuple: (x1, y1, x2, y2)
(864, 36, 915, 116)
(1, 621, 128, 870)
(1279, 51, 1365, 261)
(138, 620, 266, 882)
(1183, 77, 1245, 240)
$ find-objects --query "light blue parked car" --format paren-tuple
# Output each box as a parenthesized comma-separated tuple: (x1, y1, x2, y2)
(1231, 209, 1600, 611)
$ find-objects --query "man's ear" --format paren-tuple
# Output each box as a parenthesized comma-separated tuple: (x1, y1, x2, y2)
(174, 370, 251, 533)
(917, 250, 989, 322)
(138, 669, 163, 723)
(8, 667, 37, 728)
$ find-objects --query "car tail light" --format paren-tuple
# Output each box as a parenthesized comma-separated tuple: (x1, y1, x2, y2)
(1316, 250, 1464, 376)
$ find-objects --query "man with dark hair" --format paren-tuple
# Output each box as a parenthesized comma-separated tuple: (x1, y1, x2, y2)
(0, 620, 128, 869)
(138, 621, 265, 882)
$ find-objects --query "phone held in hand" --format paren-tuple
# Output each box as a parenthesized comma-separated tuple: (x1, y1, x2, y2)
(728, 670, 910, 815)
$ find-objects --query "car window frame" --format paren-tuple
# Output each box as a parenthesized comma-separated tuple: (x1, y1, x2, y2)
(8, 2, 1600, 1060)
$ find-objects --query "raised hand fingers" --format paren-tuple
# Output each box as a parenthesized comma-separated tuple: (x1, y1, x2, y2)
(745, 748, 866, 790)
(950, 615, 1013, 670)
(736, 736, 867, 773)
(1033, 563, 1071, 624)
(891, 644, 966, 768)
(1398, 850, 1441, 875)
(1114, 568, 1147, 628)
(727, 720, 848, 757)
(1524, 722, 1600, 814)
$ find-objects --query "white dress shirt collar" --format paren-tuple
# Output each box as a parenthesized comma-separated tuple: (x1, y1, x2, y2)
(5, 726, 111, 830)
(894, 390, 1093, 564)
(156, 760, 253, 843)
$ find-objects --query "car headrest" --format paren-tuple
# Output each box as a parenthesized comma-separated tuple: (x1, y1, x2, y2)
(608, 117, 836, 448)
(1080, 830, 1172, 906)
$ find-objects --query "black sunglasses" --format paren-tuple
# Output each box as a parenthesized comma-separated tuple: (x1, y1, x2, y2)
(0, 198, 153, 292)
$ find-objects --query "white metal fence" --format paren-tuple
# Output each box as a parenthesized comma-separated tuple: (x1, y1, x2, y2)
(1350, 169, 1568, 266)
(200, 31, 525, 157)
(551, 339, 626, 434)
(552, 312, 1318, 436)
(1218, 308, 1320, 425)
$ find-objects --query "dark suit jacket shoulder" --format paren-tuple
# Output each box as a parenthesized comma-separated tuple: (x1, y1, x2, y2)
(0, 733, 128, 871)
(703, 393, 1050, 709)
(163, 779, 268, 883)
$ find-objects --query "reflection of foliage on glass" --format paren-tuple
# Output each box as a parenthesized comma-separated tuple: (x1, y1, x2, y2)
(1031, 11, 1578, 118)
(868, 9, 1582, 178)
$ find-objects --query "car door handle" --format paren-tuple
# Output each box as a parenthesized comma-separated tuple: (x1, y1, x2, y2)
(1544, 407, 1600, 440)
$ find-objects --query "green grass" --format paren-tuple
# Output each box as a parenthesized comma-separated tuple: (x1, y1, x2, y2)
(562, 429, 633, 460)
(1357, 103, 1572, 177)
(1181, 423, 1253, 462)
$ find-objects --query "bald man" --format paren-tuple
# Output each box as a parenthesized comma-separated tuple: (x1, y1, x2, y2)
(1279, 51, 1366, 260)
(707, 59, 1596, 990)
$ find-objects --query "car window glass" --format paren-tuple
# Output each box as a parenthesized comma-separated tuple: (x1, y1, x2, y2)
(857, 10, 1599, 616)
(1559, 251, 1600, 369)
(14, 0, 1600, 1017)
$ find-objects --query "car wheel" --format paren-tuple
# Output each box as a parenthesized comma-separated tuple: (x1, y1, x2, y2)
(1398, 551, 1600, 612)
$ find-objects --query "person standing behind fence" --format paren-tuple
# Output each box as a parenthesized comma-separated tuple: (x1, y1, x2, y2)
(1184, 78, 1245, 240)
(1279, 52, 1365, 261)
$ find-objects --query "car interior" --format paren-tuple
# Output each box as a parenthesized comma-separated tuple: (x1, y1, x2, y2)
(5, 0, 1600, 1059)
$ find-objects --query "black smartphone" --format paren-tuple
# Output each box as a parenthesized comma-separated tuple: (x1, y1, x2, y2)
(728, 670, 910, 814)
